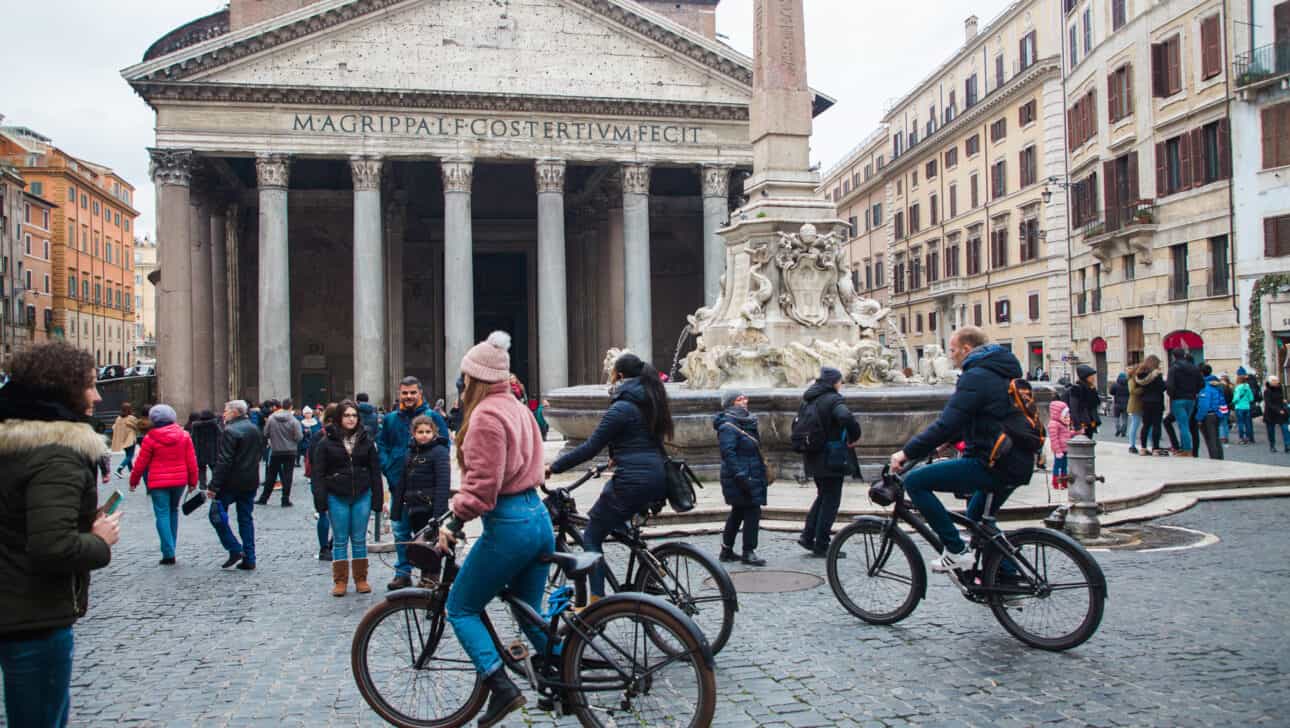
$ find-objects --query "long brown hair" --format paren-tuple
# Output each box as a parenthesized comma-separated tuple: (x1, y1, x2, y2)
(335, 399, 360, 436)
(1138, 354, 1161, 376)
(455, 376, 498, 470)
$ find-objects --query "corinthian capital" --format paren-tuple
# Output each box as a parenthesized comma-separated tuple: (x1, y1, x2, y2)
(621, 162, 652, 195)
(256, 154, 291, 189)
(441, 157, 474, 194)
(701, 164, 733, 198)
(350, 156, 383, 191)
(534, 159, 567, 195)
(148, 148, 195, 188)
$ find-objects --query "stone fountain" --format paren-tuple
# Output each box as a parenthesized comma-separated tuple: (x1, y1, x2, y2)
(545, 0, 965, 479)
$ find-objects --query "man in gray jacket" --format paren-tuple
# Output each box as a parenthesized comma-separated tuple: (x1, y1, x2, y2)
(258, 397, 303, 506)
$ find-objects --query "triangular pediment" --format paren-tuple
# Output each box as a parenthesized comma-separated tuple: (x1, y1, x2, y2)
(125, 0, 774, 110)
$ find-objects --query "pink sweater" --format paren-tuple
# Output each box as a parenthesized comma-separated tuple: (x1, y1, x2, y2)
(1048, 400, 1074, 457)
(451, 381, 546, 520)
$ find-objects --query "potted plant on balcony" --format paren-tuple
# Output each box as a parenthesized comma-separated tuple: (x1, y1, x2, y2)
(1133, 203, 1155, 225)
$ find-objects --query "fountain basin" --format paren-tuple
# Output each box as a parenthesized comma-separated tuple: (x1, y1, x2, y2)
(547, 383, 1059, 481)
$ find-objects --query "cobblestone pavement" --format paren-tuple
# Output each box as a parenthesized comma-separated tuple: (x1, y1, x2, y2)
(1096, 425, 1290, 468)
(60, 462, 1290, 727)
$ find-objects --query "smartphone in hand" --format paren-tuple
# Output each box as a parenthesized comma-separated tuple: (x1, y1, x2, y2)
(98, 490, 124, 517)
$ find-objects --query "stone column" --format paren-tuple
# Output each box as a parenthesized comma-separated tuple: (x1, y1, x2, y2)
(621, 162, 653, 364)
(189, 179, 214, 411)
(210, 203, 229, 406)
(384, 191, 407, 407)
(441, 157, 474, 399)
(351, 156, 385, 401)
(148, 148, 195, 421)
(256, 154, 292, 400)
(535, 159, 569, 394)
(701, 164, 732, 306)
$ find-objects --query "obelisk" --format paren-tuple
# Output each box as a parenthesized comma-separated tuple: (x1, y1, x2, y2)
(744, 0, 819, 203)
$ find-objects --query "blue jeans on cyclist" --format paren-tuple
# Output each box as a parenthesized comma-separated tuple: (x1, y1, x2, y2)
(446, 490, 554, 676)
(902, 457, 1014, 555)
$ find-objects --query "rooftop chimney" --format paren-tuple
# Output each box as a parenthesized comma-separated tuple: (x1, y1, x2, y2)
(965, 15, 979, 43)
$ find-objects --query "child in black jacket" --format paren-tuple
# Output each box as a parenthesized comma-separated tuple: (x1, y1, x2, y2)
(392, 415, 452, 536)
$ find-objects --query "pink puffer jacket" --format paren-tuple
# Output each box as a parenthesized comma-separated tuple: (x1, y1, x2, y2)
(1048, 400, 1074, 457)
(451, 381, 545, 521)
(130, 423, 198, 490)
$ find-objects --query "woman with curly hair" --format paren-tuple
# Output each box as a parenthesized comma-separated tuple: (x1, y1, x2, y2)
(0, 342, 120, 727)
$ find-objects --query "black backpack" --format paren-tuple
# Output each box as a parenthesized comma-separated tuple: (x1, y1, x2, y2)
(985, 379, 1047, 473)
(791, 397, 830, 453)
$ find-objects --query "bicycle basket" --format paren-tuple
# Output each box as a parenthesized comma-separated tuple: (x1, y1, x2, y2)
(868, 466, 904, 507)
(407, 539, 443, 578)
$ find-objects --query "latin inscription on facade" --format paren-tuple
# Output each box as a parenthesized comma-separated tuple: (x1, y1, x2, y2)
(292, 113, 704, 145)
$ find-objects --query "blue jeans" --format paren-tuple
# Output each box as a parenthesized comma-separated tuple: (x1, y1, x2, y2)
(311, 484, 331, 549)
(209, 490, 256, 565)
(0, 626, 73, 728)
(903, 457, 1015, 554)
(1126, 413, 1142, 447)
(1236, 409, 1254, 441)
(1171, 400, 1196, 451)
(446, 490, 553, 676)
(1052, 455, 1068, 480)
(1219, 413, 1231, 440)
(393, 515, 413, 578)
(802, 476, 844, 552)
(117, 444, 136, 473)
(328, 493, 372, 561)
(148, 487, 183, 559)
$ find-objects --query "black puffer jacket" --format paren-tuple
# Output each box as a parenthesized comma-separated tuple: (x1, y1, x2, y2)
(550, 377, 667, 517)
(210, 415, 263, 494)
(1264, 385, 1288, 425)
(311, 426, 383, 513)
(0, 386, 112, 636)
(798, 381, 862, 478)
(903, 344, 1034, 486)
(188, 412, 222, 470)
(392, 435, 451, 523)
(1167, 357, 1204, 401)
(714, 407, 768, 507)
(1135, 368, 1166, 405)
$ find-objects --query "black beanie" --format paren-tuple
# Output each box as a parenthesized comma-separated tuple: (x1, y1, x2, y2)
(819, 367, 843, 387)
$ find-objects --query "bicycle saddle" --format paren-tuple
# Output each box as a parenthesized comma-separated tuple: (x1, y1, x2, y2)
(541, 551, 603, 578)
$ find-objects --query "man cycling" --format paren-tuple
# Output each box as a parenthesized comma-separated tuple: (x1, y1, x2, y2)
(888, 326, 1036, 572)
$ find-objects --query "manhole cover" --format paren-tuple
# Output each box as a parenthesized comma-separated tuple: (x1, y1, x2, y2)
(1093, 524, 1219, 551)
(725, 569, 823, 594)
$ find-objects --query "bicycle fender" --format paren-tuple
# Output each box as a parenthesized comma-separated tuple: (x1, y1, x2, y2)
(648, 541, 740, 612)
(1007, 527, 1108, 597)
(581, 592, 716, 669)
(383, 587, 437, 602)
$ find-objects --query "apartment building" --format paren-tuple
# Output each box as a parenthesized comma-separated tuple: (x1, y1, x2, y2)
(21, 189, 57, 346)
(1064, 0, 1238, 381)
(1229, 0, 1290, 379)
(0, 125, 140, 367)
(825, 127, 891, 314)
(0, 166, 30, 366)
(134, 235, 158, 363)
(823, 2, 1071, 378)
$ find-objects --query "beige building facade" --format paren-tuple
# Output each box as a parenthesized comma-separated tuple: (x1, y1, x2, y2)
(823, 3, 1072, 379)
(133, 235, 157, 363)
(1064, 0, 1238, 381)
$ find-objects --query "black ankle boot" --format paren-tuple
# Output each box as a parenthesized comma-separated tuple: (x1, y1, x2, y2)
(741, 550, 766, 567)
(718, 545, 739, 562)
(478, 669, 524, 728)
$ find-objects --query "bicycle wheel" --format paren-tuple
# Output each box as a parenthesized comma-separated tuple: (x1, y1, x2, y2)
(351, 595, 485, 727)
(562, 599, 716, 728)
(635, 543, 736, 655)
(826, 517, 925, 625)
(982, 527, 1106, 651)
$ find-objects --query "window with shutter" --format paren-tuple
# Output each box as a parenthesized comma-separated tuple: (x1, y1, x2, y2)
(1191, 128, 1206, 187)
(1263, 103, 1290, 169)
(1028, 294, 1040, 321)
(970, 174, 980, 208)
(1151, 43, 1166, 96)
(1167, 35, 1182, 95)
(974, 303, 983, 326)
(1113, 0, 1127, 30)
(1176, 133, 1191, 191)
(1201, 16, 1221, 79)
(1108, 71, 1120, 123)
(996, 300, 1011, 323)
(1155, 142, 1167, 197)
(1105, 160, 1120, 231)
(930, 194, 939, 225)
(1218, 118, 1232, 179)
(1268, 215, 1290, 257)
(949, 185, 958, 218)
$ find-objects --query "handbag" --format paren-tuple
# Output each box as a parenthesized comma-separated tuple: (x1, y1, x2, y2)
(182, 488, 207, 515)
(659, 444, 702, 513)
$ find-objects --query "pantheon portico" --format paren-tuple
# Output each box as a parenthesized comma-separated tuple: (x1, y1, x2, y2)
(125, 0, 831, 417)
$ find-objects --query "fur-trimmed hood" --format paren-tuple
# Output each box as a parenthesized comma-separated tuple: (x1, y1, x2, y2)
(0, 419, 106, 462)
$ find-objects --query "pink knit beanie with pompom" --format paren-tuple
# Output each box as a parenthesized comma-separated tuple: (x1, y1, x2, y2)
(460, 331, 512, 383)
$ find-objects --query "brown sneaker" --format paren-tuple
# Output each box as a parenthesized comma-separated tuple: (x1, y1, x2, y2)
(352, 557, 372, 594)
(332, 560, 349, 597)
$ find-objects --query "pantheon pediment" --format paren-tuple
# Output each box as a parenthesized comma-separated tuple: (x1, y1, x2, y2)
(124, 0, 833, 116)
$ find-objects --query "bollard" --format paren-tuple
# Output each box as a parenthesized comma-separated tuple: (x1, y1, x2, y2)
(1064, 434, 1104, 540)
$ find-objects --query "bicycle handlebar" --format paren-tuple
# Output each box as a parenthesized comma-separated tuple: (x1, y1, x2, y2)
(540, 463, 607, 495)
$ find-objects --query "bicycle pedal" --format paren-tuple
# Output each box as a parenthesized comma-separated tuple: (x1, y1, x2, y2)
(537, 697, 556, 712)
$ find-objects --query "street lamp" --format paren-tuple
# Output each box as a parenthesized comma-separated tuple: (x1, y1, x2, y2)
(1041, 175, 1071, 205)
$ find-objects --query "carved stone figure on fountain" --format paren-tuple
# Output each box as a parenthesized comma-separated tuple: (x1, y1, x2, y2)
(916, 344, 959, 386)
(739, 241, 774, 331)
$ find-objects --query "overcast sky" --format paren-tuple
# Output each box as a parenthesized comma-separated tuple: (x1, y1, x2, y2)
(0, 0, 1012, 240)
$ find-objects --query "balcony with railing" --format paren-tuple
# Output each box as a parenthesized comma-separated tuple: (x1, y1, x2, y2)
(1234, 42, 1290, 90)
(1081, 200, 1158, 264)
(929, 276, 968, 300)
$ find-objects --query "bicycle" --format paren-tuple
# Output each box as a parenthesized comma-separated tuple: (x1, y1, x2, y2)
(543, 465, 738, 656)
(825, 466, 1107, 651)
(351, 513, 717, 727)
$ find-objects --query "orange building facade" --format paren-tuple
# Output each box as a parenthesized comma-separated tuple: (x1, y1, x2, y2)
(0, 126, 139, 366)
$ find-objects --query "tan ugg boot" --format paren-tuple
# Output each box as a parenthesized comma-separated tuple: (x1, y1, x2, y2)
(352, 557, 372, 594)
(332, 560, 349, 597)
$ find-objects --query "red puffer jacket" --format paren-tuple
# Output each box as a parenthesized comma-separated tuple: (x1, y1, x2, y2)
(130, 423, 198, 490)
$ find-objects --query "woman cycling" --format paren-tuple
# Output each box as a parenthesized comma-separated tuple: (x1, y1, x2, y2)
(545, 353, 673, 603)
(437, 332, 550, 728)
